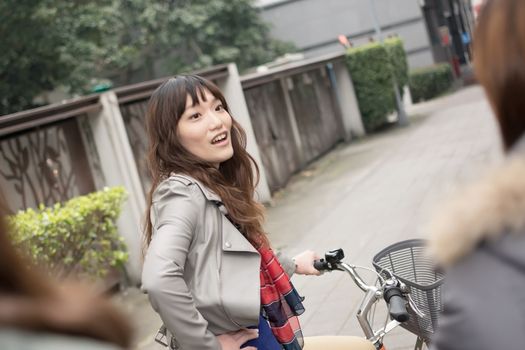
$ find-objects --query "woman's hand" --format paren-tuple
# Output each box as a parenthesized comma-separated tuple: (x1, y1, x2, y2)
(293, 250, 322, 275)
(217, 329, 258, 350)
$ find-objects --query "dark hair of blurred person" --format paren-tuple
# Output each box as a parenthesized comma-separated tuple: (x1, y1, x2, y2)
(0, 196, 132, 348)
(429, 1, 525, 350)
(474, 0, 525, 150)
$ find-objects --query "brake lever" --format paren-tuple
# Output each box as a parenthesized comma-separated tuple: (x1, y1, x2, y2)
(407, 294, 425, 318)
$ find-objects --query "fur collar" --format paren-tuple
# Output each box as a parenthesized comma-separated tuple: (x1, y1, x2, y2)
(428, 156, 525, 267)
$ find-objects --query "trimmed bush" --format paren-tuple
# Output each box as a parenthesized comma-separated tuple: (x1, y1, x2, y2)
(8, 187, 128, 279)
(409, 63, 454, 103)
(346, 42, 396, 131)
(385, 37, 409, 90)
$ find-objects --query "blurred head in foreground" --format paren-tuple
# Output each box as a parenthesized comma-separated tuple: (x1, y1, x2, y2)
(0, 195, 132, 348)
(474, 0, 525, 151)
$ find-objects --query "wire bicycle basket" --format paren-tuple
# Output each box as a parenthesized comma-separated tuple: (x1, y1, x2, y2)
(372, 239, 444, 343)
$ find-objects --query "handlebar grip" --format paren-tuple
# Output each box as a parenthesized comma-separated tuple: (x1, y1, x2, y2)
(313, 259, 328, 271)
(387, 294, 410, 323)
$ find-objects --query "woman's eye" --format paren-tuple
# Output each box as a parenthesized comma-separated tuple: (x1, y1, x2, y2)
(215, 104, 224, 112)
(189, 113, 200, 120)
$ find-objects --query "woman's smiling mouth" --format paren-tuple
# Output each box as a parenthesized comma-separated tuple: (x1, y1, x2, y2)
(211, 132, 228, 145)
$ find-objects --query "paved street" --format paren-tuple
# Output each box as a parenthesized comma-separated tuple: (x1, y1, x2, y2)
(120, 85, 501, 350)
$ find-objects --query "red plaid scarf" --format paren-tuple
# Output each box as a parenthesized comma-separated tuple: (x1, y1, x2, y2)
(258, 247, 305, 350)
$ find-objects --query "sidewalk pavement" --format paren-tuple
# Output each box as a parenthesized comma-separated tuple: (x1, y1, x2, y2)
(116, 85, 501, 350)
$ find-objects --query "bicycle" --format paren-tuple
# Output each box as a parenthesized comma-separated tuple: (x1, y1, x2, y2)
(310, 239, 444, 350)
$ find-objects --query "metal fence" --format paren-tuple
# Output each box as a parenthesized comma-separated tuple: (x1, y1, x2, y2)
(0, 96, 104, 213)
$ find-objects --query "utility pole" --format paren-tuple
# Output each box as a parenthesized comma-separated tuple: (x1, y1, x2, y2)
(367, 0, 409, 126)
(368, 0, 382, 41)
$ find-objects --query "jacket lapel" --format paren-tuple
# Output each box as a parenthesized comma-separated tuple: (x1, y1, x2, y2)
(169, 173, 258, 254)
(221, 217, 258, 254)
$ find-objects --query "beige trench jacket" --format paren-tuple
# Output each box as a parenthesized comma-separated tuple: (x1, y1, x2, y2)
(141, 174, 294, 350)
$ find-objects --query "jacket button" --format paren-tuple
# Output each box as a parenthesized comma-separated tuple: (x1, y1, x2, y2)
(225, 242, 232, 248)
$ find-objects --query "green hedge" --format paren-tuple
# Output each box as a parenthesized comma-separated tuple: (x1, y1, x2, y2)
(8, 187, 128, 279)
(385, 38, 409, 90)
(346, 42, 396, 131)
(409, 63, 454, 103)
(345, 39, 409, 132)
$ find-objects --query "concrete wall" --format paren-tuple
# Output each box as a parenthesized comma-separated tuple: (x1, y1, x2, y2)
(218, 64, 272, 203)
(259, 0, 434, 68)
(0, 61, 361, 285)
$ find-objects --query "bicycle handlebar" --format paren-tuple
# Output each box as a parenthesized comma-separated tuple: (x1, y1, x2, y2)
(313, 259, 329, 271)
(388, 295, 410, 322)
(314, 248, 410, 322)
(313, 249, 379, 292)
(383, 283, 410, 322)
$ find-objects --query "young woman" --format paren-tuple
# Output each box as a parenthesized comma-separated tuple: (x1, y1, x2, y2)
(429, 1, 525, 349)
(141, 75, 321, 350)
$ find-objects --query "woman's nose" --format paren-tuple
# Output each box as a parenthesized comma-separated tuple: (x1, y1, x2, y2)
(208, 111, 223, 129)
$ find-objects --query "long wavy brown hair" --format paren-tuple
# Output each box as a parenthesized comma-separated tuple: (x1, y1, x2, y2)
(144, 75, 268, 248)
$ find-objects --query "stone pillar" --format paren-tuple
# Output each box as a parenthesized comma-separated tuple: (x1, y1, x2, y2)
(332, 61, 366, 139)
(88, 91, 146, 284)
(218, 64, 272, 203)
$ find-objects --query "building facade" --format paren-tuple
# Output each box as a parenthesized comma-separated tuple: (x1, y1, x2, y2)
(257, 0, 435, 69)
(257, 0, 475, 70)
(420, 0, 475, 65)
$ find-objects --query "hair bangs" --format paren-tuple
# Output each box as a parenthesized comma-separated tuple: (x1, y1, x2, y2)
(184, 78, 208, 107)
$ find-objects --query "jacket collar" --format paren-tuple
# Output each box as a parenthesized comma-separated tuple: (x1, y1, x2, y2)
(428, 134, 525, 267)
(169, 173, 222, 203)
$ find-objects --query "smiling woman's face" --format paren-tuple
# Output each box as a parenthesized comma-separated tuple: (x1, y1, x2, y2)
(176, 89, 234, 168)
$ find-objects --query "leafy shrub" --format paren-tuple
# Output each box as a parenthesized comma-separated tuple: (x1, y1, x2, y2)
(346, 42, 396, 131)
(409, 63, 454, 103)
(8, 187, 128, 279)
(385, 37, 409, 90)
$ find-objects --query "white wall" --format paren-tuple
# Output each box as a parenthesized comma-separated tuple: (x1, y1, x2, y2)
(260, 0, 434, 68)
(88, 92, 146, 284)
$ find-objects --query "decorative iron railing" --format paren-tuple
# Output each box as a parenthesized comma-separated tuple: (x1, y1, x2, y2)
(0, 96, 103, 212)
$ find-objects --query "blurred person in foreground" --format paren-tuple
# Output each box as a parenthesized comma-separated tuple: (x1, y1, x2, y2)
(0, 198, 132, 349)
(428, 0, 525, 349)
